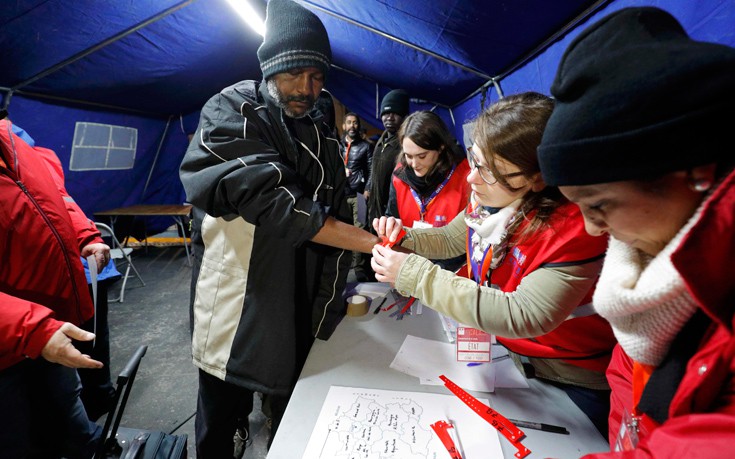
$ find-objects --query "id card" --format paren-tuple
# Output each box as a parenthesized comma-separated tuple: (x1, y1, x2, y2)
(614, 411, 641, 452)
(412, 220, 433, 229)
(456, 327, 491, 362)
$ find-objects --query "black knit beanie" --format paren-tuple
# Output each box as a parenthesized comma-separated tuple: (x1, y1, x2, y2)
(380, 89, 410, 117)
(538, 7, 735, 186)
(257, 0, 331, 81)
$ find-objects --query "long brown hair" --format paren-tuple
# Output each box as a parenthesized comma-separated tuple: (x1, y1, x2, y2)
(471, 92, 564, 241)
(397, 111, 459, 180)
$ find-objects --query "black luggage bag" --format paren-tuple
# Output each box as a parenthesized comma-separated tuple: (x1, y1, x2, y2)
(94, 345, 188, 459)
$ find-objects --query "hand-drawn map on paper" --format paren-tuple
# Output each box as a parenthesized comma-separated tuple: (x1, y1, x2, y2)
(302, 386, 502, 459)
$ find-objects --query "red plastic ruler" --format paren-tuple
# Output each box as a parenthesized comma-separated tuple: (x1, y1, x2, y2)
(440, 375, 531, 459)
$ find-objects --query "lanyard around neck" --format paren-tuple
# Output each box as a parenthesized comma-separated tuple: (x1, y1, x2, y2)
(343, 141, 351, 166)
(409, 164, 456, 221)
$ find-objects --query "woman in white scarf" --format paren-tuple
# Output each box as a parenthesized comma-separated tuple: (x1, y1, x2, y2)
(535, 7, 735, 458)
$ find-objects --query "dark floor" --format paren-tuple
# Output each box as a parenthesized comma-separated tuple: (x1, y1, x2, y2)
(101, 245, 269, 458)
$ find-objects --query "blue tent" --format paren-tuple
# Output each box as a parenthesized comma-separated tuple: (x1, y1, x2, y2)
(1, 0, 733, 234)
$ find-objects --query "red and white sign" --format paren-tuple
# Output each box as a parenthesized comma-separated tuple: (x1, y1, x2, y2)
(456, 327, 492, 362)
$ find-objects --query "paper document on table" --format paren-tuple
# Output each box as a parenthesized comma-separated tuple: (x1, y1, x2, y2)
(302, 385, 503, 459)
(390, 335, 496, 392)
(421, 345, 529, 389)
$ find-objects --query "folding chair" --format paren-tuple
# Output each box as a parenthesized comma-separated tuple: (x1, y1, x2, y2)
(95, 222, 145, 302)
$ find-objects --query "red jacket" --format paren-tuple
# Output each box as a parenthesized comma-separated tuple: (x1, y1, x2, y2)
(0, 120, 98, 370)
(392, 160, 471, 227)
(583, 168, 735, 458)
(480, 202, 615, 372)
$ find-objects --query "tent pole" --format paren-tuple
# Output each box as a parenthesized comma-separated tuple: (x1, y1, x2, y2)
(495, 0, 612, 81)
(0, 88, 14, 110)
(0, 88, 165, 117)
(12, 0, 196, 91)
(452, 77, 503, 109)
(299, 0, 493, 81)
(453, 0, 610, 108)
(375, 83, 379, 119)
(142, 116, 173, 200)
(330, 65, 451, 115)
(331, 64, 367, 80)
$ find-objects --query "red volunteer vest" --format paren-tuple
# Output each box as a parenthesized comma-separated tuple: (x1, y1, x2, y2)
(466, 201, 615, 372)
(393, 160, 471, 228)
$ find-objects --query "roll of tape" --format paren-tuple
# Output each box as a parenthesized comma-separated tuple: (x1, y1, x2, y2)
(346, 295, 369, 317)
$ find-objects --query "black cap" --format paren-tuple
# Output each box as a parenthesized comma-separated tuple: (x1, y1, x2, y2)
(257, 0, 331, 80)
(380, 89, 409, 117)
(538, 7, 735, 186)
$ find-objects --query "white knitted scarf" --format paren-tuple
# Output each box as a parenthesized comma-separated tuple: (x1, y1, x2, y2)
(593, 202, 706, 366)
(464, 198, 520, 271)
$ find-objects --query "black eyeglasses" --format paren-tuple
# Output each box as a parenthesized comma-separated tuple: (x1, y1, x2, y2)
(467, 146, 525, 186)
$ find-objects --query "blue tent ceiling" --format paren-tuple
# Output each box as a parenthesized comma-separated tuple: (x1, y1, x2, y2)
(0, 0, 606, 117)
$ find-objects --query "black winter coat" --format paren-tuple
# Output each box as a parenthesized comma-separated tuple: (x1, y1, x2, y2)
(180, 81, 352, 395)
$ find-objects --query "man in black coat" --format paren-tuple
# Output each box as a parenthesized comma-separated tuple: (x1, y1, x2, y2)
(340, 112, 373, 280)
(366, 89, 410, 228)
(179, 1, 380, 457)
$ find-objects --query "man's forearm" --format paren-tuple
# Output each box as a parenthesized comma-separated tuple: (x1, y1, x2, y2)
(312, 216, 381, 253)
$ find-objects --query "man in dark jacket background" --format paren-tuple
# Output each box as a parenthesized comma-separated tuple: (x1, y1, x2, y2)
(179, 0, 380, 457)
(340, 112, 373, 280)
(366, 89, 410, 227)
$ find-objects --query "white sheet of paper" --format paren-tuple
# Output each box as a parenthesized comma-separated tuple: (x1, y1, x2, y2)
(86, 254, 98, 345)
(302, 385, 503, 459)
(391, 335, 530, 390)
(390, 335, 496, 392)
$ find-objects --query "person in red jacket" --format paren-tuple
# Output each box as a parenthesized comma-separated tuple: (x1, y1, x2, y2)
(0, 115, 109, 458)
(386, 110, 470, 230)
(372, 93, 616, 434)
(537, 7, 735, 457)
(385, 110, 471, 272)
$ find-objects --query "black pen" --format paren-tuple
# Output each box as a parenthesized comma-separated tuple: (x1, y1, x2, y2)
(372, 297, 387, 314)
(508, 418, 570, 435)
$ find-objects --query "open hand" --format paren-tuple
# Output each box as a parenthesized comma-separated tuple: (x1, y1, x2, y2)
(41, 322, 104, 369)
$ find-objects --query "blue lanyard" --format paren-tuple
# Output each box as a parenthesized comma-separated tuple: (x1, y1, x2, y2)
(410, 165, 456, 221)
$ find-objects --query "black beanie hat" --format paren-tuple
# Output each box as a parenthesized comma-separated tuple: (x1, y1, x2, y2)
(380, 89, 410, 117)
(257, 0, 331, 81)
(538, 7, 735, 186)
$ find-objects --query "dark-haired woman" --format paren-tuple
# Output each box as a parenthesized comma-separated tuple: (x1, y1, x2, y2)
(386, 111, 470, 230)
(372, 93, 616, 434)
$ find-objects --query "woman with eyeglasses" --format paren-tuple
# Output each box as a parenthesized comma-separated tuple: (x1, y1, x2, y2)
(372, 92, 616, 434)
(386, 111, 470, 230)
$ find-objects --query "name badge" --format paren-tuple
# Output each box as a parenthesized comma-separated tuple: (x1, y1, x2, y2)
(614, 411, 643, 452)
(456, 327, 491, 362)
(412, 220, 433, 229)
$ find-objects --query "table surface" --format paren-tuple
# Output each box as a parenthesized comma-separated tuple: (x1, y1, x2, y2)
(267, 298, 610, 459)
(94, 204, 192, 217)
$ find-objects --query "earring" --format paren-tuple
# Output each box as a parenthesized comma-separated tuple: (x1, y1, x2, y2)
(692, 179, 712, 192)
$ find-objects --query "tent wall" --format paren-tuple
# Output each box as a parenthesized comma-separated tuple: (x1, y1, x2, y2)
(450, 0, 735, 147)
(2, 0, 732, 232)
(6, 95, 188, 234)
